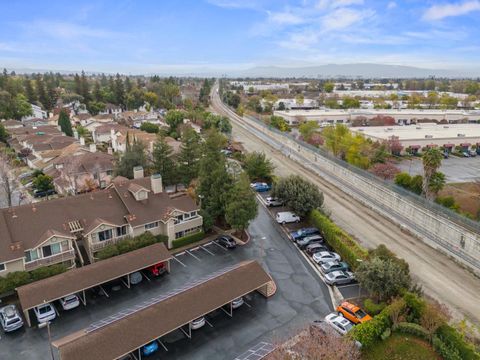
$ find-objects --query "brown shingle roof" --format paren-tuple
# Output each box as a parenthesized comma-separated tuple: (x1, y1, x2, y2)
(52, 261, 272, 360)
(17, 243, 171, 311)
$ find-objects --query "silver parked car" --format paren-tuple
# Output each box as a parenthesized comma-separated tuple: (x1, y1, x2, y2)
(265, 197, 283, 207)
(0, 304, 24, 332)
(296, 234, 323, 249)
(324, 271, 355, 286)
(312, 251, 341, 264)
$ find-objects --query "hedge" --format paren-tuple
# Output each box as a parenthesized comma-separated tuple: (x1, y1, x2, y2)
(396, 322, 430, 341)
(96, 232, 169, 260)
(172, 231, 205, 249)
(309, 209, 368, 269)
(0, 264, 68, 294)
(364, 298, 387, 316)
(432, 335, 463, 360)
(435, 324, 480, 360)
(349, 306, 392, 348)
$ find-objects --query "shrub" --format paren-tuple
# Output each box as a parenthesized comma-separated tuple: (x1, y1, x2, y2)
(309, 209, 368, 269)
(135, 232, 157, 249)
(403, 292, 426, 323)
(396, 322, 430, 341)
(350, 306, 391, 348)
(116, 238, 136, 254)
(432, 335, 463, 360)
(155, 234, 169, 245)
(436, 324, 480, 360)
(364, 298, 387, 316)
(381, 328, 391, 340)
(172, 231, 205, 249)
(97, 244, 120, 260)
(30, 264, 67, 282)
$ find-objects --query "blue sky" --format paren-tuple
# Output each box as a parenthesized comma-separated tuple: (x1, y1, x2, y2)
(0, 0, 479, 73)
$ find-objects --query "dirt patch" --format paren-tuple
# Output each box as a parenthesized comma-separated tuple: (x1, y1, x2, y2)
(439, 182, 480, 218)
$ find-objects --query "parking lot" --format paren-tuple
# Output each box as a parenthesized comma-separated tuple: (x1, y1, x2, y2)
(2, 204, 333, 360)
(398, 155, 480, 183)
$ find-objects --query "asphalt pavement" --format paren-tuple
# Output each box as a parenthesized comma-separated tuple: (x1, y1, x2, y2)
(1, 203, 332, 360)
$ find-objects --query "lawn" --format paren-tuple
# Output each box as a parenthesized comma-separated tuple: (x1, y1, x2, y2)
(362, 333, 441, 360)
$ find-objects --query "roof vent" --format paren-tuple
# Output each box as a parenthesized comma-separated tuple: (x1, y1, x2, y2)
(425, 135, 433, 139)
(458, 133, 465, 137)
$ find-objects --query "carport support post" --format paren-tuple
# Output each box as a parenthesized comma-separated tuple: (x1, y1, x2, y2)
(80, 290, 87, 306)
(138, 348, 142, 360)
(24, 309, 31, 327)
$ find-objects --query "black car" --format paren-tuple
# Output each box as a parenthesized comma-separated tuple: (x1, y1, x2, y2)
(306, 243, 329, 256)
(217, 235, 237, 249)
(33, 188, 56, 198)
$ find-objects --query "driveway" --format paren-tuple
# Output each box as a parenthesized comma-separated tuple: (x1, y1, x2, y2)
(1, 204, 332, 360)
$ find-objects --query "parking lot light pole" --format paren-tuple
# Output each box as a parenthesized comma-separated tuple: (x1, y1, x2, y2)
(356, 259, 363, 299)
(38, 321, 54, 360)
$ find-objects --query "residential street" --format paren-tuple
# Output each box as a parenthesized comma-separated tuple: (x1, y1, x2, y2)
(211, 88, 480, 325)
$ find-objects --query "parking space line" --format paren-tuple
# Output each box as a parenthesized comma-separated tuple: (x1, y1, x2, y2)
(171, 256, 187, 267)
(205, 318, 213, 328)
(336, 284, 358, 289)
(243, 301, 252, 308)
(190, 246, 201, 251)
(185, 249, 201, 261)
(200, 245, 215, 256)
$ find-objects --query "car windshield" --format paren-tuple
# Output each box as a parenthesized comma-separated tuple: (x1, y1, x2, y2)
(355, 309, 368, 318)
(344, 322, 354, 331)
(65, 297, 77, 304)
(38, 306, 50, 314)
(6, 318, 20, 326)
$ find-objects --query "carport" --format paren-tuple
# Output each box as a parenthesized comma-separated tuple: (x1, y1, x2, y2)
(443, 143, 455, 153)
(16, 242, 172, 327)
(52, 260, 275, 360)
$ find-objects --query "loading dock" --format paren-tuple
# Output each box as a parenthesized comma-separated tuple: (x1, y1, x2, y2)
(52, 260, 275, 360)
(16, 243, 172, 327)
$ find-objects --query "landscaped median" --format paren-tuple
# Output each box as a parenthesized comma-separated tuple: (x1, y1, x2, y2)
(308, 209, 368, 270)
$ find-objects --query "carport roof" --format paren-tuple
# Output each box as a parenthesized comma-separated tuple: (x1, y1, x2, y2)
(16, 242, 172, 311)
(52, 260, 273, 360)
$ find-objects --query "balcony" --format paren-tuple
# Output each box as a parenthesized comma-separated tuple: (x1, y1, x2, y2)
(90, 235, 130, 252)
(24, 249, 76, 271)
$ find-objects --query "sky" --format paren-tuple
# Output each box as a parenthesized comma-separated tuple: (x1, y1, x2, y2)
(0, 0, 479, 74)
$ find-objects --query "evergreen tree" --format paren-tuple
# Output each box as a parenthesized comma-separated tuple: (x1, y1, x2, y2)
(35, 75, 49, 110)
(177, 127, 201, 185)
(46, 81, 57, 110)
(114, 141, 148, 179)
(74, 73, 82, 95)
(80, 70, 90, 102)
(114, 73, 125, 106)
(24, 79, 37, 103)
(58, 109, 73, 136)
(124, 76, 132, 93)
(93, 81, 102, 102)
(225, 174, 258, 236)
(152, 136, 177, 185)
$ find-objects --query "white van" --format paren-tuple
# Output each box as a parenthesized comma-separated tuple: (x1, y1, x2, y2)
(276, 211, 300, 224)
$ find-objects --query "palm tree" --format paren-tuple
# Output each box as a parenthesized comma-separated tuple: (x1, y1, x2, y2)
(422, 147, 443, 199)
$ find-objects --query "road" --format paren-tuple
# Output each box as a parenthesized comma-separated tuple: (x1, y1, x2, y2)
(211, 86, 480, 325)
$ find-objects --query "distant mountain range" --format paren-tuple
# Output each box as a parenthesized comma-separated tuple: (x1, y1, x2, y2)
(6, 63, 480, 78)
(226, 63, 477, 79)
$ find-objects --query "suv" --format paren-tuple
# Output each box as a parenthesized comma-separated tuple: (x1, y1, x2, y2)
(147, 262, 168, 277)
(336, 301, 372, 324)
(297, 234, 323, 249)
(265, 197, 283, 207)
(217, 235, 237, 249)
(0, 304, 24, 332)
(34, 303, 56, 324)
(290, 227, 319, 241)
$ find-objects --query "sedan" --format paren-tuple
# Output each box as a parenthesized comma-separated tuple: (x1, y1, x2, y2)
(142, 341, 159, 356)
(232, 297, 244, 309)
(217, 235, 237, 249)
(290, 227, 319, 241)
(320, 261, 349, 274)
(312, 251, 341, 264)
(250, 182, 271, 192)
(34, 303, 56, 324)
(296, 235, 323, 249)
(191, 317, 206, 330)
(305, 243, 329, 256)
(325, 313, 354, 335)
(0, 304, 24, 332)
(324, 271, 355, 286)
(265, 197, 283, 207)
(59, 294, 80, 311)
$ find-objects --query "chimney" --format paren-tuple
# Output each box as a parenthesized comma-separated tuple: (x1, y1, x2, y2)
(80, 137, 85, 146)
(89, 144, 97, 153)
(107, 147, 113, 155)
(133, 166, 144, 179)
(151, 174, 163, 194)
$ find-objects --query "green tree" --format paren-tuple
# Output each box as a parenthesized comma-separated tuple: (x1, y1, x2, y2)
(87, 101, 106, 115)
(152, 136, 177, 186)
(24, 79, 37, 103)
(0, 123, 8, 142)
(198, 130, 232, 228)
(113, 73, 125, 105)
(177, 127, 201, 185)
(322, 124, 350, 157)
(272, 175, 324, 217)
(58, 108, 73, 136)
(356, 257, 411, 302)
(295, 93, 304, 105)
(243, 151, 274, 182)
(140, 122, 160, 134)
(323, 82, 334, 93)
(269, 115, 290, 132)
(342, 97, 360, 109)
(165, 110, 185, 134)
(114, 141, 148, 179)
(422, 148, 443, 199)
(35, 75, 49, 110)
(33, 174, 54, 192)
(299, 121, 319, 142)
(428, 171, 446, 196)
(225, 174, 258, 236)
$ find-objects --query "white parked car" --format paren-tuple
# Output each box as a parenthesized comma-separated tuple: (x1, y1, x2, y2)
(312, 251, 341, 264)
(232, 297, 244, 309)
(60, 294, 80, 311)
(325, 313, 354, 335)
(34, 303, 56, 324)
(275, 211, 300, 225)
(265, 197, 283, 207)
(191, 317, 206, 330)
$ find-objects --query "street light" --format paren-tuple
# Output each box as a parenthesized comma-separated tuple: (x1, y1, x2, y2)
(356, 259, 363, 299)
(38, 320, 54, 360)
(198, 194, 204, 208)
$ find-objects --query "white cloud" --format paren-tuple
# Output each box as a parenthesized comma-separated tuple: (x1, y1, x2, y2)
(206, 0, 262, 10)
(322, 7, 373, 31)
(21, 21, 122, 40)
(268, 11, 305, 25)
(423, 1, 480, 21)
(316, 0, 364, 10)
(387, 1, 397, 9)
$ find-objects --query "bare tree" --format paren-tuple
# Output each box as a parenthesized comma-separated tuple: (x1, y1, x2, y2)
(268, 326, 360, 360)
(421, 300, 450, 342)
(0, 155, 17, 207)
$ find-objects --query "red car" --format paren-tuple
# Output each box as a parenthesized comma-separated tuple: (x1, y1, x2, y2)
(147, 262, 167, 277)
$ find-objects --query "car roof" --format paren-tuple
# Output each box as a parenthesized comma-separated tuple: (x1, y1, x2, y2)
(0, 305, 17, 317)
(341, 301, 360, 312)
(330, 271, 345, 277)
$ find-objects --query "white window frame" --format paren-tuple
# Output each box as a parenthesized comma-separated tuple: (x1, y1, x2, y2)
(145, 221, 159, 230)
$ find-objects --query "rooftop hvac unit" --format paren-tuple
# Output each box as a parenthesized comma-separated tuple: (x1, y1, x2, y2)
(416, 127, 421, 129)
(443, 126, 449, 128)
(425, 135, 433, 139)
(457, 134, 466, 137)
